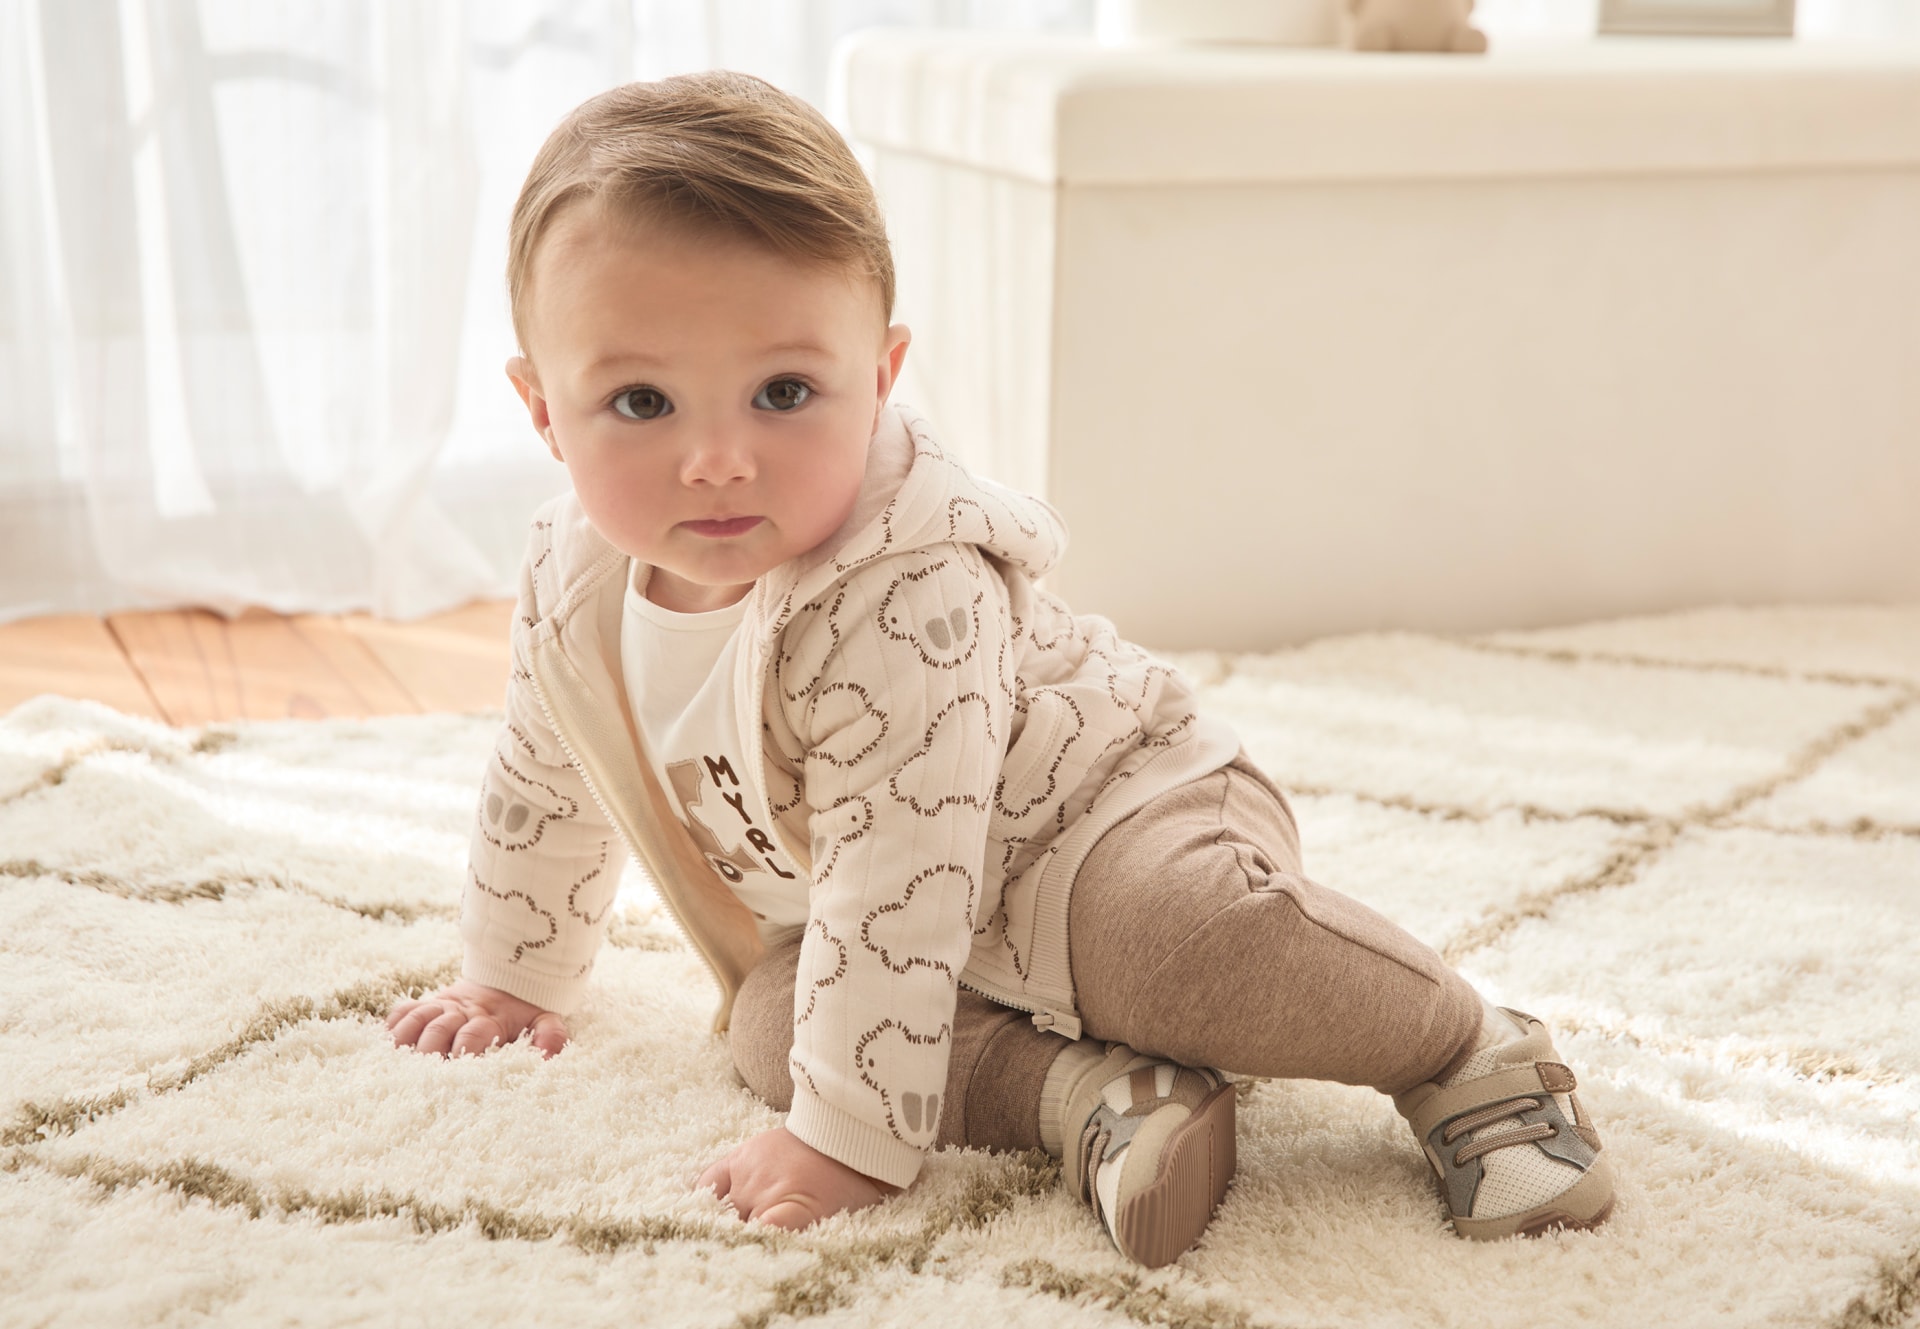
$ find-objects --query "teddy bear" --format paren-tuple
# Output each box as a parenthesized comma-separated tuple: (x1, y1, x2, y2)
(1345, 0, 1488, 51)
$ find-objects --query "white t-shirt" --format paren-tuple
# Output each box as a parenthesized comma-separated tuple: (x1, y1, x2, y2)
(620, 568, 808, 943)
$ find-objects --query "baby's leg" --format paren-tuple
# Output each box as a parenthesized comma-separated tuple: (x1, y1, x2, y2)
(729, 935, 1061, 1153)
(1069, 754, 1483, 1092)
(730, 935, 1231, 1266)
(1070, 754, 1613, 1238)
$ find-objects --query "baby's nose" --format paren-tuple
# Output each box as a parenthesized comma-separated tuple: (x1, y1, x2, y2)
(681, 431, 755, 483)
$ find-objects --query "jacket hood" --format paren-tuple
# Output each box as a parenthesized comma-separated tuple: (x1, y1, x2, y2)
(752, 403, 1066, 637)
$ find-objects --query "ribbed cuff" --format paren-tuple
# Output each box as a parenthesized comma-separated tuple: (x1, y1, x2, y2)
(1038, 1038, 1106, 1158)
(462, 947, 588, 1017)
(786, 1087, 926, 1189)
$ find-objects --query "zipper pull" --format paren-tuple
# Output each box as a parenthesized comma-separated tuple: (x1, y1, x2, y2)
(1031, 1009, 1083, 1041)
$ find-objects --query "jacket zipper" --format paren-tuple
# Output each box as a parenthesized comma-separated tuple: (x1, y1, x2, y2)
(957, 977, 1081, 1040)
(523, 656, 729, 1000)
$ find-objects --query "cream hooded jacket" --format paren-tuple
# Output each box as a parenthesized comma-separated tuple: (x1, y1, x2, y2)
(461, 405, 1237, 1186)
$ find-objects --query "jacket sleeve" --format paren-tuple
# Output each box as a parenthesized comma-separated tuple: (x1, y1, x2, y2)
(458, 531, 621, 1016)
(774, 546, 1011, 1188)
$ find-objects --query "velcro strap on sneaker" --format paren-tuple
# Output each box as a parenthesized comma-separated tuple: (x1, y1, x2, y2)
(1405, 1064, 1575, 1146)
(1537, 1061, 1576, 1094)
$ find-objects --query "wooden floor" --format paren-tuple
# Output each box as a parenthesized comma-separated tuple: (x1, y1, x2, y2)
(0, 601, 516, 725)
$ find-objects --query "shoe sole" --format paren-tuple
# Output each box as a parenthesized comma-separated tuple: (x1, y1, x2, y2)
(1452, 1153, 1616, 1241)
(1111, 1081, 1237, 1268)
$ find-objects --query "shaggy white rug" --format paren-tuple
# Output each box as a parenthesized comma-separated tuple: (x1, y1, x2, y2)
(3, 606, 1917, 1329)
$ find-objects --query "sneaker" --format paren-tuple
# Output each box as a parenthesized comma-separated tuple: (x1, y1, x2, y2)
(1051, 1042, 1238, 1267)
(1392, 1008, 1615, 1240)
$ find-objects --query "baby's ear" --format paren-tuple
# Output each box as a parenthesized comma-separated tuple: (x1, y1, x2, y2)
(873, 323, 912, 429)
(506, 356, 561, 461)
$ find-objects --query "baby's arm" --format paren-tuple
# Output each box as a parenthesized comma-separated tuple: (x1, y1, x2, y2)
(699, 548, 1006, 1225)
(385, 710, 613, 1056)
(387, 978, 570, 1059)
(389, 531, 620, 1057)
(384, 702, 615, 1057)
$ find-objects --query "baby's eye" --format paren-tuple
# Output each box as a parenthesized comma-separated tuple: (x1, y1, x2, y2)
(613, 387, 671, 421)
(753, 378, 812, 412)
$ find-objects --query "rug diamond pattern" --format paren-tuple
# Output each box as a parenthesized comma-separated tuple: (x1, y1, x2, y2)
(4, 606, 1918, 1329)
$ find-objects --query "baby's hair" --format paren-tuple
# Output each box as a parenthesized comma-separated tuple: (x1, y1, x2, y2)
(507, 70, 894, 351)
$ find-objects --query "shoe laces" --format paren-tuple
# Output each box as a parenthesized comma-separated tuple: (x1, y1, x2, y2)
(1442, 1097, 1557, 1167)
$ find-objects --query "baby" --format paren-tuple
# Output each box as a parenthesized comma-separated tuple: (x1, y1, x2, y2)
(386, 71, 1614, 1265)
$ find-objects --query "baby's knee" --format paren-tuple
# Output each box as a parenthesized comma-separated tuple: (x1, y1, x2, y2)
(729, 938, 803, 1110)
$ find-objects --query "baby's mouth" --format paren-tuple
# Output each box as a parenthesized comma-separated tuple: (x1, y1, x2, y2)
(682, 516, 765, 539)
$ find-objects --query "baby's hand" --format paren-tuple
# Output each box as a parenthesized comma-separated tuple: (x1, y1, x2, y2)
(696, 1126, 901, 1230)
(385, 979, 569, 1059)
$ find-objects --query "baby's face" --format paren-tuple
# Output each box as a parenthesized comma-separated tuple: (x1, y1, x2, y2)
(510, 211, 909, 613)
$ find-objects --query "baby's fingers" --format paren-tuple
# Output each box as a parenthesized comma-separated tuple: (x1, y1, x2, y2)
(696, 1158, 736, 1214)
(412, 1006, 471, 1057)
(529, 1013, 570, 1059)
(450, 1016, 505, 1058)
(387, 1001, 445, 1048)
(754, 1199, 819, 1231)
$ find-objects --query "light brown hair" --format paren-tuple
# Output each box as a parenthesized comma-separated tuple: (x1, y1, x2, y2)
(506, 71, 894, 352)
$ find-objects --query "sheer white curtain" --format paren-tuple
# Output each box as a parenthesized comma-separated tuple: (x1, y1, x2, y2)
(0, 0, 1097, 624)
(0, 1, 654, 621)
(2, 0, 1908, 623)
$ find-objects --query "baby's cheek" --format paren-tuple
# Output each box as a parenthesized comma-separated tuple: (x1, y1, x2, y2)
(786, 458, 867, 551)
(565, 446, 670, 551)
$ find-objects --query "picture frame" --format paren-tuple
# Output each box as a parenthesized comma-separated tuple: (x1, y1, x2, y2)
(1598, 0, 1795, 36)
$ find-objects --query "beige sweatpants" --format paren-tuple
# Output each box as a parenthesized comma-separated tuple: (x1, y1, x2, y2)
(729, 753, 1484, 1155)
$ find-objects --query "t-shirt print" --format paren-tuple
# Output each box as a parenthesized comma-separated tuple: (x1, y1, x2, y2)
(666, 751, 800, 891)
(621, 571, 810, 941)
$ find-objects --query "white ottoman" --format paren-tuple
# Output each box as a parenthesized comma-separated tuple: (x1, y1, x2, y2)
(839, 33, 1920, 650)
